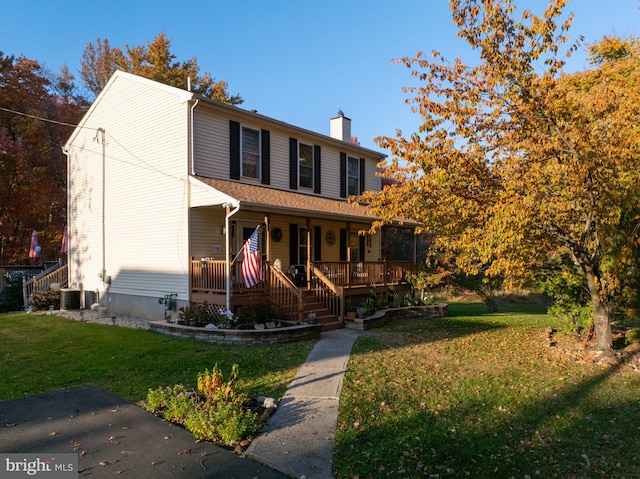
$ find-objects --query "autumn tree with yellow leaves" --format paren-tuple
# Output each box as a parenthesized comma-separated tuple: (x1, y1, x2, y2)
(361, 0, 640, 354)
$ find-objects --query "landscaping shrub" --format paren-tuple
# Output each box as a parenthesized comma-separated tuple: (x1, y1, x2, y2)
(141, 364, 260, 446)
(0, 274, 24, 312)
(535, 254, 593, 336)
(547, 302, 593, 338)
(626, 328, 640, 346)
(236, 301, 282, 327)
(177, 301, 214, 326)
(183, 399, 261, 444)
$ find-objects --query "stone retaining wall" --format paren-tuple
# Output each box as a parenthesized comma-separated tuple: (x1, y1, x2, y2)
(148, 304, 447, 343)
(344, 303, 448, 330)
(149, 321, 322, 345)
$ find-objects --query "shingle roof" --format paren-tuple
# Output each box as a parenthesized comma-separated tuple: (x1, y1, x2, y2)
(193, 176, 377, 222)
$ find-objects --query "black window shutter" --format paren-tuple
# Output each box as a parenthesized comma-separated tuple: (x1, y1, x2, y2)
(261, 129, 270, 185)
(314, 226, 322, 261)
(289, 137, 298, 190)
(339, 152, 347, 198)
(289, 224, 298, 265)
(229, 120, 240, 180)
(339, 228, 347, 261)
(313, 145, 321, 194)
(359, 158, 366, 194)
(359, 235, 365, 261)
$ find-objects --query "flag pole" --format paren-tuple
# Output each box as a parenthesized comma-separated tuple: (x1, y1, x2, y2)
(231, 224, 262, 265)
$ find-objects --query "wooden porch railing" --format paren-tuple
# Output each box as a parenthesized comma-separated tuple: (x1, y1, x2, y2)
(191, 258, 414, 294)
(268, 266, 304, 323)
(191, 258, 227, 293)
(311, 261, 414, 287)
(190, 259, 414, 321)
(22, 262, 69, 307)
(311, 266, 344, 319)
(190, 258, 268, 294)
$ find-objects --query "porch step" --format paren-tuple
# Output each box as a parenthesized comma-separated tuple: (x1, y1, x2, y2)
(300, 289, 343, 332)
(319, 319, 344, 332)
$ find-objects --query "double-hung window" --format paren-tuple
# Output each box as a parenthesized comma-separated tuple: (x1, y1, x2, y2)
(230, 120, 270, 184)
(347, 156, 360, 196)
(299, 142, 314, 189)
(241, 126, 260, 179)
(289, 138, 320, 193)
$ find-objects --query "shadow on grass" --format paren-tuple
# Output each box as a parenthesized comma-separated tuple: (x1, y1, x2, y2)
(336, 347, 640, 478)
(447, 301, 550, 317)
(347, 318, 508, 363)
(358, 301, 543, 353)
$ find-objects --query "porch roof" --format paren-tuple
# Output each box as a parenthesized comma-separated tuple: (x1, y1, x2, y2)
(191, 176, 413, 224)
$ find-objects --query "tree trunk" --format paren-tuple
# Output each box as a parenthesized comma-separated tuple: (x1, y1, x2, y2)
(591, 294, 613, 352)
(585, 269, 613, 353)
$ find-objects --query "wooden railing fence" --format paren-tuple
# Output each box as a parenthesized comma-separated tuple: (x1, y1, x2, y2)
(268, 266, 304, 323)
(310, 266, 344, 319)
(22, 262, 69, 308)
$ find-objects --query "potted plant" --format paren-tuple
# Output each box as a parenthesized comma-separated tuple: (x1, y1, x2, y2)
(363, 296, 376, 316)
(345, 300, 357, 319)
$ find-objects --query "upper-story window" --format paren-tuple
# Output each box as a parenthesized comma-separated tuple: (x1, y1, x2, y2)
(299, 142, 314, 189)
(347, 156, 360, 196)
(289, 138, 321, 193)
(242, 126, 260, 179)
(230, 120, 270, 185)
(340, 153, 365, 198)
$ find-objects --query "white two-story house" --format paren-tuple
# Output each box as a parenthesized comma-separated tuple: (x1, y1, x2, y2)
(64, 71, 416, 328)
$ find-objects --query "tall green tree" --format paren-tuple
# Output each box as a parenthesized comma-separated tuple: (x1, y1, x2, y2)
(0, 53, 82, 263)
(360, 0, 640, 354)
(80, 32, 243, 104)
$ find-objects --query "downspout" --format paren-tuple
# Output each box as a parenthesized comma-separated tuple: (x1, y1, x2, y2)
(62, 145, 70, 275)
(224, 201, 240, 318)
(96, 128, 107, 289)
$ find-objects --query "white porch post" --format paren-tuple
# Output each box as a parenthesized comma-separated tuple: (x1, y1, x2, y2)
(224, 202, 240, 318)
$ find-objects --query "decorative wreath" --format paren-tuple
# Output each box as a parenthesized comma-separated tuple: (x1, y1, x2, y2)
(325, 230, 336, 246)
(272, 227, 283, 242)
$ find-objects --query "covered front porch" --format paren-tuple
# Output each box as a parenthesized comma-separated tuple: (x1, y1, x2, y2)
(188, 175, 418, 329)
(190, 258, 415, 328)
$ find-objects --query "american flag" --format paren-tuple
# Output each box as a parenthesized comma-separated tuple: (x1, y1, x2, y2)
(242, 227, 263, 288)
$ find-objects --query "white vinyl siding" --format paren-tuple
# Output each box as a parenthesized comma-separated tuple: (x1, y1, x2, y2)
(66, 72, 190, 299)
(191, 104, 382, 199)
(268, 133, 291, 189)
(189, 207, 226, 260)
(192, 109, 229, 178)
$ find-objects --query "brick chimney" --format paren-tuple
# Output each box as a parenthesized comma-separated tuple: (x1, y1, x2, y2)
(330, 110, 351, 142)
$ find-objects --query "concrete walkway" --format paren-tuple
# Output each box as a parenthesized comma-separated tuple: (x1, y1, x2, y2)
(247, 328, 362, 479)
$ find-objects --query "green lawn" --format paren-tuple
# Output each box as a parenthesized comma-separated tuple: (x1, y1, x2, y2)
(2, 305, 639, 478)
(0, 313, 314, 402)
(335, 302, 640, 478)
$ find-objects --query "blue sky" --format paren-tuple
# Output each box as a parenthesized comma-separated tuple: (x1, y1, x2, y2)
(2, 0, 639, 152)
